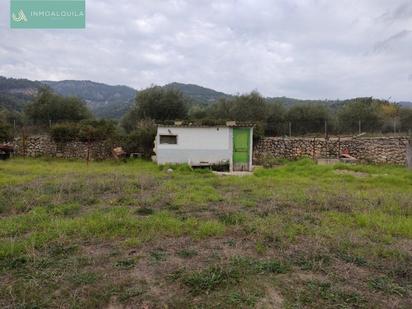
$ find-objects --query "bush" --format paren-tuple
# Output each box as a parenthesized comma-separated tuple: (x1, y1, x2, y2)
(123, 120, 156, 158)
(253, 122, 265, 142)
(259, 153, 284, 168)
(25, 87, 92, 126)
(121, 86, 188, 132)
(50, 123, 79, 143)
(78, 119, 117, 142)
(0, 124, 11, 142)
(0, 109, 12, 142)
(50, 120, 118, 144)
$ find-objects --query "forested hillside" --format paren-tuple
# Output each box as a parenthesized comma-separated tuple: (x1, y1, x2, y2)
(0, 77, 41, 112)
(0, 76, 411, 138)
(42, 80, 136, 119)
(0, 77, 233, 119)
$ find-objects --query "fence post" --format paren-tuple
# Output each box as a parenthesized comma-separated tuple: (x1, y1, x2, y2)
(393, 118, 396, 136)
(408, 136, 412, 170)
(288, 122, 292, 137)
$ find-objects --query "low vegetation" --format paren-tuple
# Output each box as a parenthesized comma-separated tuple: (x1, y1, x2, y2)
(0, 158, 411, 308)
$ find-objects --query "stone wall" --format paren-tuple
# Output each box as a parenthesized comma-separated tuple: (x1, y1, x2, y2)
(13, 135, 116, 160)
(10, 135, 411, 165)
(254, 137, 410, 165)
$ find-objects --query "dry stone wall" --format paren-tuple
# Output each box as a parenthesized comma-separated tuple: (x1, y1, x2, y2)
(13, 135, 115, 160)
(10, 135, 411, 165)
(254, 137, 410, 166)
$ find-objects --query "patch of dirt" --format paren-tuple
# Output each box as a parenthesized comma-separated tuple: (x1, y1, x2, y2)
(334, 169, 369, 177)
(111, 235, 272, 306)
(396, 239, 412, 255)
(256, 286, 284, 309)
(295, 271, 327, 282)
(213, 171, 253, 177)
(329, 259, 371, 284)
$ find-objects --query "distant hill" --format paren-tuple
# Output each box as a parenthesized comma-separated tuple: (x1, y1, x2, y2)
(399, 101, 412, 108)
(164, 82, 231, 104)
(1, 76, 411, 119)
(0, 77, 234, 119)
(42, 80, 137, 119)
(0, 76, 41, 113)
(42, 81, 231, 118)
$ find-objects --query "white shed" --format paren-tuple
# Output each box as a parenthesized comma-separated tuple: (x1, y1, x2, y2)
(154, 123, 254, 171)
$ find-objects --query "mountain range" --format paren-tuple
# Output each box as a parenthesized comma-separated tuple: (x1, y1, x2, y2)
(0, 77, 233, 119)
(0, 76, 411, 119)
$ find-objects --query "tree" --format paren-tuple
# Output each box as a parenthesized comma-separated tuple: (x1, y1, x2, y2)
(337, 98, 385, 133)
(209, 97, 235, 120)
(25, 87, 92, 126)
(265, 102, 287, 136)
(122, 86, 188, 132)
(50, 119, 118, 143)
(209, 91, 267, 122)
(230, 91, 267, 122)
(78, 119, 117, 142)
(0, 108, 12, 142)
(123, 119, 157, 158)
(380, 102, 401, 133)
(50, 123, 79, 143)
(400, 107, 412, 133)
(286, 104, 331, 135)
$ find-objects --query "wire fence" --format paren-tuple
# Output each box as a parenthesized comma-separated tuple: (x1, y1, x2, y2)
(264, 119, 412, 138)
(3, 118, 412, 141)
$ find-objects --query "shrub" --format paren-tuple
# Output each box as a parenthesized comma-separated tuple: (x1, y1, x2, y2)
(78, 119, 117, 142)
(50, 123, 79, 143)
(0, 124, 12, 142)
(25, 87, 92, 126)
(259, 152, 284, 168)
(124, 120, 156, 158)
(50, 120, 118, 144)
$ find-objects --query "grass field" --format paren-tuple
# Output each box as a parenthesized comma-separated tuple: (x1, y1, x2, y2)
(0, 158, 411, 308)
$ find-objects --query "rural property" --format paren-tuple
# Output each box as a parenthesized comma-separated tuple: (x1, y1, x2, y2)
(0, 158, 411, 308)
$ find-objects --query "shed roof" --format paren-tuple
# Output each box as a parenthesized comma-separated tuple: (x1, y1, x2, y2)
(157, 122, 255, 128)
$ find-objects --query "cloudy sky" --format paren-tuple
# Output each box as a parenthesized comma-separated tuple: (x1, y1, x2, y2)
(1, 0, 411, 101)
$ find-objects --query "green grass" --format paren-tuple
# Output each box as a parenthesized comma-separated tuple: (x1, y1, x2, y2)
(180, 256, 289, 294)
(0, 158, 411, 308)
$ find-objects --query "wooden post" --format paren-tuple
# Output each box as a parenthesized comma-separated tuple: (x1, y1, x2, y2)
(393, 118, 396, 136)
(21, 127, 27, 157)
(312, 137, 316, 160)
(337, 137, 341, 159)
(86, 136, 91, 166)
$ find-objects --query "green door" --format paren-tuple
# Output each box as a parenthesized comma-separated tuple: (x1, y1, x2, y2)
(233, 128, 250, 171)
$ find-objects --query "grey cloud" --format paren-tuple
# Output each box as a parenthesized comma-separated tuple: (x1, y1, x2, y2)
(374, 30, 412, 52)
(381, 2, 412, 23)
(0, 0, 411, 101)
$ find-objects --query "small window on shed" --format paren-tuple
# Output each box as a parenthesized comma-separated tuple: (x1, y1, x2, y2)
(160, 135, 177, 144)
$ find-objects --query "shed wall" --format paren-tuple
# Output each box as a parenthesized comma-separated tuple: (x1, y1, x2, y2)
(155, 127, 232, 165)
